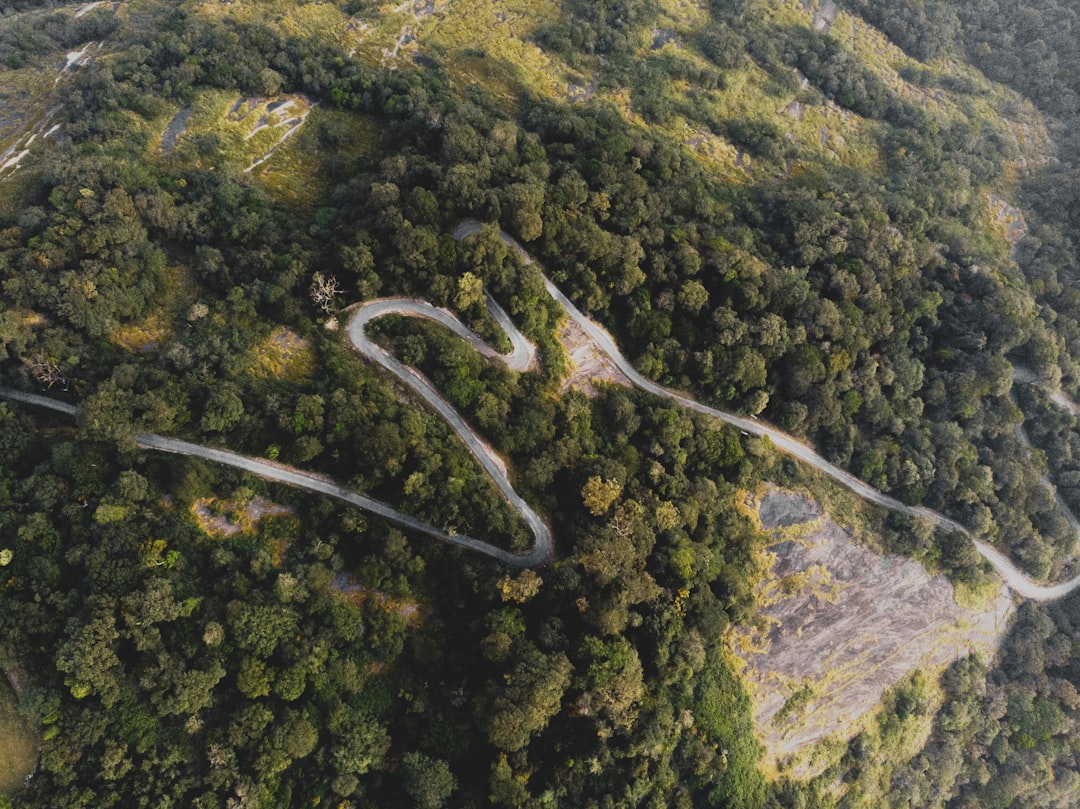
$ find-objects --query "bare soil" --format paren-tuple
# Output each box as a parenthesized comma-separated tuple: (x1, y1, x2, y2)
(159, 107, 192, 152)
(555, 314, 632, 396)
(191, 495, 292, 537)
(988, 191, 1028, 252)
(0, 676, 36, 792)
(734, 487, 1013, 776)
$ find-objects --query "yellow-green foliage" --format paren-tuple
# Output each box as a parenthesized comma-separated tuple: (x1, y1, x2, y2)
(165, 90, 316, 170)
(418, 0, 564, 102)
(109, 265, 191, 353)
(255, 108, 379, 209)
(193, 0, 352, 44)
(246, 327, 315, 383)
(792, 669, 944, 803)
(157, 92, 377, 208)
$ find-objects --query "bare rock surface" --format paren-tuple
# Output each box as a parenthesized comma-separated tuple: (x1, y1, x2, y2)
(735, 487, 1013, 774)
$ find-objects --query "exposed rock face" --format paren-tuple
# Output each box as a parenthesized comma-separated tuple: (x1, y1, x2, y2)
(734, 488, 1013, 774)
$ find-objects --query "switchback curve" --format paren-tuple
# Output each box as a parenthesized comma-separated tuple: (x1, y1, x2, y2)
(6, 226, 1080, 596)
(453, 221, 1080, 601)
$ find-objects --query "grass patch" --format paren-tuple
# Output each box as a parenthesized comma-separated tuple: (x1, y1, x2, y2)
(110, 312, 172, 353)
(193, 0, 347, 38)
(110, 264, 192, 353)
(953, 577, 1004, 612)
(157, 90, 378, 210)
(253, 107, 379, 209)
(0, 677, 36, 794)
(776, 679, 817, 723)
(246, 327, 315, 384)
(423, 0, 564, 101)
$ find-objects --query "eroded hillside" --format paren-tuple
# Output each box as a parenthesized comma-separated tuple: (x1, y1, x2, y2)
(734, 487, 1012, 777)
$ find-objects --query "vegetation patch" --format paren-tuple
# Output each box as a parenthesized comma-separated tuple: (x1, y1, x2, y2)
(422, 0, 564, 101)
(109, 312, 171, 354)
(332, 572, 422, 627)
(254, 107, 379, 210)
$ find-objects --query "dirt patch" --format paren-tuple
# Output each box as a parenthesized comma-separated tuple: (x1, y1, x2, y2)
(733, 487, 1013, 777)
(75, 2, 118, 18)
(332, 572, 422, 624)
(651, 29, 682, 50)
(555, 314, 631, 397)
(807, 0, 839, 32)
(759, 489, 821, 529)
(988, 191, 1028, 253)
(0, 675, 37, 792)
(191, 495, 292, 538)
(567, 74, 599, 103)
(159, 106, 192, 152)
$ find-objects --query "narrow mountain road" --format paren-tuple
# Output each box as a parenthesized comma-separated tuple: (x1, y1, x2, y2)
(454, 221, 1080, 600)
(5, 225, 1080, 597)
(0, 387, 545, 568)
(346, 295, 551, 566)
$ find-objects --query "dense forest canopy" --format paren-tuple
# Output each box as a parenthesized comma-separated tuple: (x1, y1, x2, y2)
(0, 0, 1077, 807)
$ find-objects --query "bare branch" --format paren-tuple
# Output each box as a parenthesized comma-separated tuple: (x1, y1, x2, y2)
(309, 272, 342, 315)
(20, 351, 67, 390)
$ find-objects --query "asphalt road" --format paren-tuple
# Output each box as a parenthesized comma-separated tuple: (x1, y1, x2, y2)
(454, 222, 1080, 600)
(5, 229, 1080, 595)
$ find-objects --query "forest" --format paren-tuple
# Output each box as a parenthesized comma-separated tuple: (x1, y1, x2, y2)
(0, 0, 1078, 807)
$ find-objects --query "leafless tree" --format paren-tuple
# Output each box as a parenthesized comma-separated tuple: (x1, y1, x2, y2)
(21, 351, 66, 390)
(309, 272, 342, 314)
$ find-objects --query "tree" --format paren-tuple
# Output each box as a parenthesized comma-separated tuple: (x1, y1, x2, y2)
(201, 384, 244, 433)
(309, 272, 343, 314)
(21, 350, 67, 390)
(487, 645, 573, 751)
(55, 606, 123, 707)
(400, 752, 457, 809)
(454, 271, 484, 313)
(581, 475, 622, 516)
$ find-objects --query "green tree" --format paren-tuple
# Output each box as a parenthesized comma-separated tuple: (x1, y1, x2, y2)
(201, 384, 244, 433)
(581, 475, 622, 516)
(400, 752, 457, 809)
(487, 644, 573, 751)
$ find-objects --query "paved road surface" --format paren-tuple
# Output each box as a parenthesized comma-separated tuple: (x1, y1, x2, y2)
(5, 226, 1080, 596)
(454, 221, 1080, 600)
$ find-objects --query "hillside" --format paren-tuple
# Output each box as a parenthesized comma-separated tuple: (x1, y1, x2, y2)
(1, 1, 1079, 808)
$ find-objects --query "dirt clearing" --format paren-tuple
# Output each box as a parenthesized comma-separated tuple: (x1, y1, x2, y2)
(732, 486, 1013, 777)
(0, 675, 36, 792)
(555, 314, 632, 396)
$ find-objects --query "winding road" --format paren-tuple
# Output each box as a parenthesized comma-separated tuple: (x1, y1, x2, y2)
(3, 224, 1080, 599)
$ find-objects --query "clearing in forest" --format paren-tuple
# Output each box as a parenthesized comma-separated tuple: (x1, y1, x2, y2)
(191, 495, 293, 538)
(555, 315, 632, 396)
(247, 328, 315, 383)
(0, 675, 36, 793)
(732, 486, 1012, 778)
